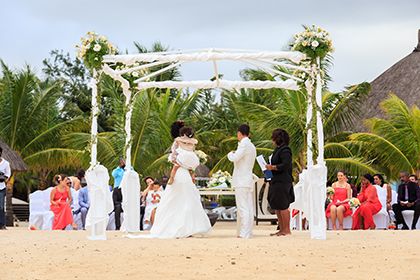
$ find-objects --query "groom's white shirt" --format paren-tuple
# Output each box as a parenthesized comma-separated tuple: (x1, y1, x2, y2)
(227, 137, 256, 188)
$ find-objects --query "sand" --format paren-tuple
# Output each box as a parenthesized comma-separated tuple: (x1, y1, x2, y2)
(1, 222, 419, 280)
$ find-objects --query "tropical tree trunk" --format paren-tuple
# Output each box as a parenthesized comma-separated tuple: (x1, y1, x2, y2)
(5, 173, 15, 227)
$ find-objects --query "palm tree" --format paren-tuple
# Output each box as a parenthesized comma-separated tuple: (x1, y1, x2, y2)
(349, 94, 420, 180)
(0, 61, 85, 223)
(205, 77, 376, 180)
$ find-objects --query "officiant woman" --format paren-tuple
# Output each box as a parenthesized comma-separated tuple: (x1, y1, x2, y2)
(266, 128, 294, 236)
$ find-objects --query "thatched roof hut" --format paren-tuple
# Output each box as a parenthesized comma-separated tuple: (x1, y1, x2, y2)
(353, 29, 420, 131)
(0, 139, 27, 172)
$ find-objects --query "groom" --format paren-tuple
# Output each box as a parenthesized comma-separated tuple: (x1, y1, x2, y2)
(228, 124, 256, 238)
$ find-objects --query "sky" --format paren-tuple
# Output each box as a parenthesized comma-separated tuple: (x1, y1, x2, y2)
(1, 0, 419, 91)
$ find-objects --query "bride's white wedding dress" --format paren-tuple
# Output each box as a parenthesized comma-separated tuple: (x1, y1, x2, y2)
(130, 147, 211, 239)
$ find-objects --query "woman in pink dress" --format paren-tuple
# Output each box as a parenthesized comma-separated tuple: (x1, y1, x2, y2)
(50, 174, 76, 230)
(352, 174, 382, 230)
(326, 171, 352, 230)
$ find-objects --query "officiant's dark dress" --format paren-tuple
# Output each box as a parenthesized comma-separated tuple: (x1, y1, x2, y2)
(268, 145, 294, 210)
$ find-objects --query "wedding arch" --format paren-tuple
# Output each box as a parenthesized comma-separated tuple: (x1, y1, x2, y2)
(79, 26, 332, 240)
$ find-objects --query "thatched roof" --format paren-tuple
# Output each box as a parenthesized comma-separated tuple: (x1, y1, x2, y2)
(0, 139, 28, 172)
(353, 29, 420, 131)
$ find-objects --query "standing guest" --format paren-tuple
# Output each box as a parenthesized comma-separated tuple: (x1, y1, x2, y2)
(161, 175, 169, 190)
(352, 174, 382, 230)
(111, 158, 126, 230)
(409, 174, 418, 186)
(266, 128, 294, 236)
(374, 174, 392, 211)
(78, 183, 90, 230)
(0, 147, 11, 230)
(392, 171, 420, 230)
(326, 171, 352, 230)
(227, 124, 257, 239)
(143, 180, 163, 230)
(50, 174, 77, 230)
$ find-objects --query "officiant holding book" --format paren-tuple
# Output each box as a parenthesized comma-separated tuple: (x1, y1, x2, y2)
(227, 124, 257, 239)
(265, 128, 294, 236)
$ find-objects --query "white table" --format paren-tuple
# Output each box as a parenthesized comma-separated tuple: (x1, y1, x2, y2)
(198, 188, 235, 196)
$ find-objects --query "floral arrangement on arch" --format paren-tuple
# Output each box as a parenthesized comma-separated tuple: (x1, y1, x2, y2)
(291, 25, 333, 61)
(76, 31, 117, 73)
(195, 150, 208, 165)
(208, 170, 232, 188)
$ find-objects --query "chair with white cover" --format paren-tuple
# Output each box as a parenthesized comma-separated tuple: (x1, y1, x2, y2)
(106, 212, 124, 230)
(222, 207, 237, 220)
(388, 190, 398, 223)
(373, 185, 388, 229)
(29, 187, 54, 230)
(70, 188, 83, 230)
(211, 207, 226, 220)
(327, 216, 353, 230)
(401, 211, 420, 230)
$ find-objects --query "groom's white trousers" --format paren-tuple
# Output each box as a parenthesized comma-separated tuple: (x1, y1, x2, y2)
(235, 187, 254, 238)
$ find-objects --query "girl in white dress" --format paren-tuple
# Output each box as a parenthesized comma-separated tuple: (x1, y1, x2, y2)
(143, 180, 163, 230)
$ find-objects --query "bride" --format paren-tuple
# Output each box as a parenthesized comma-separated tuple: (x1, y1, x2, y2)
(141, 126, 211, 239)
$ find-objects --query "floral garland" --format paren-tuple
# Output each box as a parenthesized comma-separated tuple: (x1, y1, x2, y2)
(208, 170, 232, 188)
(291, 25, 333, 62)
(76, 32, 117, 74)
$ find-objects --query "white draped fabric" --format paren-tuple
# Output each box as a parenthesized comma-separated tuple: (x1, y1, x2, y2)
(85, 165, 114, 240)
(136, 79, 299, 90)
(103, 50, 306, 64)
(120, 170, 141, 233)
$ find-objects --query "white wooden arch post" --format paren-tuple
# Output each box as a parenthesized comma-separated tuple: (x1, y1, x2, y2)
(87, 43, 329, 239)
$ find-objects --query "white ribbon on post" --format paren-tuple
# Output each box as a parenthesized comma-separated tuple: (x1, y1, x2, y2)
(89, 70, 99, 168)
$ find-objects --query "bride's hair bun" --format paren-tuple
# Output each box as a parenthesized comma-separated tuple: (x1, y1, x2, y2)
(179, 127, 194, 138)
(170, 120, 185, 139)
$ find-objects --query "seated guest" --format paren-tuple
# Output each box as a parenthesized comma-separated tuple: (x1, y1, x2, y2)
(326, 171, 352, 230)
(409, 174, 418, 186)
(374, 174, 392, 211)
(392, 171, 420, 230)
(68, 169, 85, 191)
(352, 174, 382, 230)
(50, 174, 77, 230)
(78, 183, 90, 230)
(143, 180, 163, 230)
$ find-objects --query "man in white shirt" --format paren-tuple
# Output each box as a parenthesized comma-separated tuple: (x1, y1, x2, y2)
(228, 124, 257, 238)
(0, 147, 11, 230)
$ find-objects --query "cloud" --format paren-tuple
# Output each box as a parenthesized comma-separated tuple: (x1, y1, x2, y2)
(1, 0, 419, 91)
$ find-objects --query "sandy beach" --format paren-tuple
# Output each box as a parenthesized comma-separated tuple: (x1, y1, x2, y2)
(1, 222, 419, 280)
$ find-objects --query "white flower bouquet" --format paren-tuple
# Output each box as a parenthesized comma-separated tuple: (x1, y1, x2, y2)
(349, 198, 361, 209)
(291, 25, 333, 61)
(76, 31, 117, 73)
(195, 150, 208, 165)
(207, 170, 232, 188)
(326, 187, 335, 196)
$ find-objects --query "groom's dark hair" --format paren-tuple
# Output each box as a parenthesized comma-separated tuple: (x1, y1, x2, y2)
(238, 124, 250, 136)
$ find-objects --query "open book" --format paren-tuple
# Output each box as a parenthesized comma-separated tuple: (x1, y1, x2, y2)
(256, 155, 273, 180)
